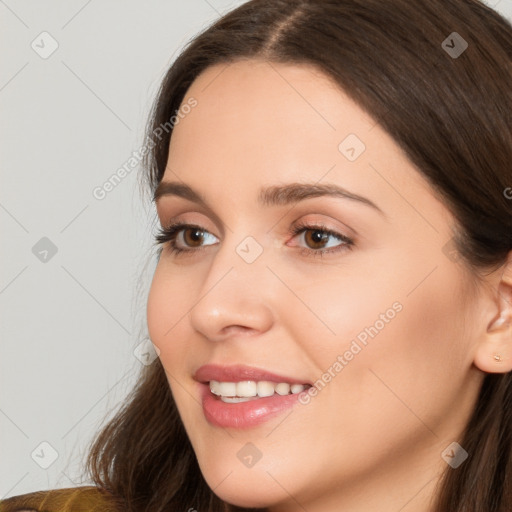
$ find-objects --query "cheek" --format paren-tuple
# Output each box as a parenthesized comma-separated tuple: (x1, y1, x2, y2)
(278, 258, 407, 366)
(146, 263, 201, 425)
(146, 262, 195, 359)
(288, 248, 471, 434)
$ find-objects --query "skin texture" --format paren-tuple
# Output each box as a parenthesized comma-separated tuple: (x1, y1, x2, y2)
(146, 59, 512, 512)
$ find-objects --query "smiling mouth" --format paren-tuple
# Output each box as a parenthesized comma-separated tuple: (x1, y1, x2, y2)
(209, 380, 312, 403)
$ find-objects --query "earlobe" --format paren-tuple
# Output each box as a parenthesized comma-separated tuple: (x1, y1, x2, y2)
(473, 251, 512, 374)
(473, 308, 512, 374)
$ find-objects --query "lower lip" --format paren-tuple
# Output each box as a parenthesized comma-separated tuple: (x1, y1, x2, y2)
(199, 383, 306, 429)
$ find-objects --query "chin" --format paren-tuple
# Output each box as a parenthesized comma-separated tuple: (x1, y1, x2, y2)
(200, 463, 290, 509)
(213, 486, 281, 509)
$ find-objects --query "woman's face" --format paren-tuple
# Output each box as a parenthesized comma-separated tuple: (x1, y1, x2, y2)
(147, 59, 487, 510)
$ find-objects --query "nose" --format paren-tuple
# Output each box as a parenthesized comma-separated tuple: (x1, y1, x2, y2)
(189, 242, 275, 342)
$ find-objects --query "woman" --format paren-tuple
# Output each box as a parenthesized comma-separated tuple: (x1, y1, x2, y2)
(2, 0, 511, 511)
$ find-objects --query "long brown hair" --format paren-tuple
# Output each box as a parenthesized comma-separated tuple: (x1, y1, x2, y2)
(84, 1, 512, 510)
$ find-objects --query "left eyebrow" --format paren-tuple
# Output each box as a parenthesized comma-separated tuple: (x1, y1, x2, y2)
(258, 182, 385, 216)
(153, 181, 385, 217)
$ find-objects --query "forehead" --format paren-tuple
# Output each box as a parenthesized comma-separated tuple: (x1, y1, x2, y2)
(174, 59, 376, 149)
(163, 59, 449, 232)
(168, 60, 385, 183)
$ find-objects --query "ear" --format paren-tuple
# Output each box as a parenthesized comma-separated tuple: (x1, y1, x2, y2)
(473, 250, 512, 374)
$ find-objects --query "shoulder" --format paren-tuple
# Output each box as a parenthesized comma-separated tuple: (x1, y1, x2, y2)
(0, 486, 124, 512)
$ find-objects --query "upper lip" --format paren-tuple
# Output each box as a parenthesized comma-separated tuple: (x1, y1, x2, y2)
(194, 364, 312, 385)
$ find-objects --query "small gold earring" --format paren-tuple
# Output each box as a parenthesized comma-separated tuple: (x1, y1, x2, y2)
(493, 354, 503, 362)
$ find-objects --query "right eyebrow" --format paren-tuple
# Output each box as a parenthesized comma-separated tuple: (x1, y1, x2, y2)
(257, 182, 385, 216)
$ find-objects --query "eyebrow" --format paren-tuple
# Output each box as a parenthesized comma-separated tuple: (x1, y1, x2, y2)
(153, 181, 385, 216)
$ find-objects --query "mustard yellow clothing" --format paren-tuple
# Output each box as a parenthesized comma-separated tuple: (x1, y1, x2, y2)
(0, 486, 122, 512)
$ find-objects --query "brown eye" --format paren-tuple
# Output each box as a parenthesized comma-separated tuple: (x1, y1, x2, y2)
(154, 222, 219, 255)
(182, 227, 206, 247)
(289, 222, 353, 256)
(303, 229, 330, 249)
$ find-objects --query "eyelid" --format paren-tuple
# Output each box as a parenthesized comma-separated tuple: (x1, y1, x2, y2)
(288, 211, 358, 238)
(156, 207, 225, 238)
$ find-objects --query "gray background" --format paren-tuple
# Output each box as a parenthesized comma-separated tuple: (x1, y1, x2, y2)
(0, 0, 246, 498)
(1, 0, 511, 499)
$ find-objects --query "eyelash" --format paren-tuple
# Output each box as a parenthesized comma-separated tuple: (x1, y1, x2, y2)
(153, 220, 354, 258)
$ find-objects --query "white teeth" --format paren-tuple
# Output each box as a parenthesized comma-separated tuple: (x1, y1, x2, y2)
(275, 383, 291, 395)
(237, 380, 257, 397)
(257, 381, 275, 397)
(210, 381, 235, 396)
(220, 396, 253, 403)
(290, 384, 306, 394)
(209, 380, 308, 400)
